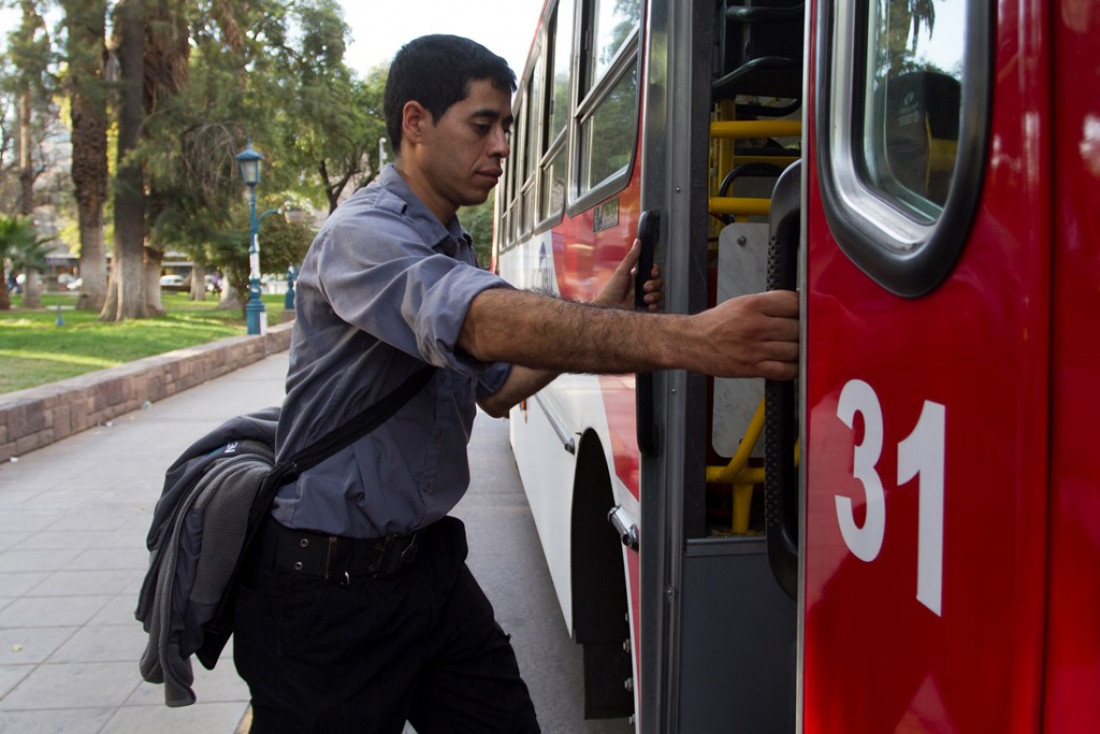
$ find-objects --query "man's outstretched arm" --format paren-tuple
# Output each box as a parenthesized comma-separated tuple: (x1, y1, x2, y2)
(476, 240, 663, 417)
(465, 249, 798, 416)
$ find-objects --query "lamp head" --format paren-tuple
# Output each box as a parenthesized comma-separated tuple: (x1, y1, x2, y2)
(235, 142, 265, 187)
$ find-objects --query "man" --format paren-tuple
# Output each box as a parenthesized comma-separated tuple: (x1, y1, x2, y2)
(233, 35, 798, 733)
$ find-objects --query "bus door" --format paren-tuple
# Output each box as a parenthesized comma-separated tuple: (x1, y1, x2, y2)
(801, 0, 1053, 731)
(637, 0, 802, 731)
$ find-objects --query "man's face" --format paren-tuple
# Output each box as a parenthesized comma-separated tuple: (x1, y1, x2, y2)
(416, 78, 513, 212)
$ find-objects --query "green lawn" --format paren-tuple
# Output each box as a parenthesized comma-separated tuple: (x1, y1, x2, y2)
(0, 291, 287, 394)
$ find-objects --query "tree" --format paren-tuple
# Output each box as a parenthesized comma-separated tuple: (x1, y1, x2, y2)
(206, 201, 312, 308)
(459, 198, 495, 268)
(8, 217, 53, 307)
(140, 0, 192, 315)
(140, 0, 368, 316)
(0, 212, 51, 307)
(0, 65, 15, 310)
(0, 214, 35, 305)
(5, 0, 56, 212)
(0, 57, 18, 217)
(101, 0, 147, 321)
(60, 0, 110, 312)
(1, 0, 57, 311)
(40, 0, 379, 324)
(278, 1, 387, 212)
(9, 0, 54, 219)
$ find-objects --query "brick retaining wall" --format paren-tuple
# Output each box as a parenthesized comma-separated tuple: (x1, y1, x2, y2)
(0, 321, 294, 463)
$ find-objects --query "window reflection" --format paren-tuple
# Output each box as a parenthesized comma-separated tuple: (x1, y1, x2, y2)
(587, 0, 641, 90)
(542, 149, 566, 218)
(549, 0, 575, 144)
(579, 65, 639, 192)
(525, 56, 543, 180)
(862, 0, 965, 218)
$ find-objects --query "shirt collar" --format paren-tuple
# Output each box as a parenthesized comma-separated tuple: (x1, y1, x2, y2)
(377, 164, 468, 258)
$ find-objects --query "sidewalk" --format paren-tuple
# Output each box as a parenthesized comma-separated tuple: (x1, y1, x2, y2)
(0, 353, 289, 733)
(0, 351, 626, 734)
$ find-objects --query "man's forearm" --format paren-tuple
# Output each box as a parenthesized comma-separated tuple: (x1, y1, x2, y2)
(477, 364, 558, 418)
(461, 287, 681, 375)
(460, 286, 800, 382)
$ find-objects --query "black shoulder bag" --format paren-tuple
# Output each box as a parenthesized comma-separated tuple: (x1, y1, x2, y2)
(196, 364, 436, 667)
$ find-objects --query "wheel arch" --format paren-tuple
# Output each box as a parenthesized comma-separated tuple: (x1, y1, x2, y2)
(569, 429, 634, 719)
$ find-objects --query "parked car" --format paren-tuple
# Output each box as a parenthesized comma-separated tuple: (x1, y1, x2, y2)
(159, 274, 189, 291)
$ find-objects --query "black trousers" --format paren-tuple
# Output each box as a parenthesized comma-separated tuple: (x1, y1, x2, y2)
(233, 516, 540, 734)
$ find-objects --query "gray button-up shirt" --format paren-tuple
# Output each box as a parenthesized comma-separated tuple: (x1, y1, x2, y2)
(272, 165, 513, 538)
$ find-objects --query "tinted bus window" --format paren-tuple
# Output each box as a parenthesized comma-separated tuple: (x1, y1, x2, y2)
(579, 65, 638, 191)
(539, 0, 574, 223)
(542, 148, 567, 218)
(525, 55, 544, 183)
(588, 0, 640, 88)
(549, 0, 574, 145)
(861, 0, 966, 220)
(816, 0, 989, 296)
(571, 0, 640, 202)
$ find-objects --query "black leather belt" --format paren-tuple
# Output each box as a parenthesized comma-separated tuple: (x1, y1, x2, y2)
(268, 518, 419, 581)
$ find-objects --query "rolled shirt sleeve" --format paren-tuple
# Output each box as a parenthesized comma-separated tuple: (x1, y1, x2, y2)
(316, 194, 512, 375)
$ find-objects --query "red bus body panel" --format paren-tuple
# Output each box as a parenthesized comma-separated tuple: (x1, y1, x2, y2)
(801, 0, 1064, 731)
(1044, 1, 1100, 731)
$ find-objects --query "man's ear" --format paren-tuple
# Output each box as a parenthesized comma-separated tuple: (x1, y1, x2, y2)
(402, 101, 431, 145)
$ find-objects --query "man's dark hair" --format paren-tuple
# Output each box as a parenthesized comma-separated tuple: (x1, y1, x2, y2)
(384, 34, 517, 153)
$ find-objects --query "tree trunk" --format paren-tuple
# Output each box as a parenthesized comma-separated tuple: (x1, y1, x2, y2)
(143, 246, 165, 314)
(102, 0, 147, 322)
(64, 0, 110, 313)
(18, 90, 35, 218)
(190, 262, 207, 301)
(75, 222, 107, 310)
(21, 269, 42, 308)
(17, 80, 39, 310)
(218, 280, 238, 310)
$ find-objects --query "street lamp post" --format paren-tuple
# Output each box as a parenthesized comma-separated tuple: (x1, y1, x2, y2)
(236, 142, 267, 335)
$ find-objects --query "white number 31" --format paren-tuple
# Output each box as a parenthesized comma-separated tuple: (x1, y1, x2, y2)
(835, 379, 945, 616)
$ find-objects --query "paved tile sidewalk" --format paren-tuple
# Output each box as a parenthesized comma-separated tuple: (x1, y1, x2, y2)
(0, 354, 289, 734)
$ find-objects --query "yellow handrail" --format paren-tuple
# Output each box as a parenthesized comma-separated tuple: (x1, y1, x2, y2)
(710, 120, 802, 139)
(707, 398, 765, 484)
(706, 397, 800, 534)
(708, 196, 772, 217)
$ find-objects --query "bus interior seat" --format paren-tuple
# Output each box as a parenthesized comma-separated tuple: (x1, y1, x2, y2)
(713, 0, 805, 104)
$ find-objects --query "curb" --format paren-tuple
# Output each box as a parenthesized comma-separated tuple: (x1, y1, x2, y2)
(0, 320, 294, 463)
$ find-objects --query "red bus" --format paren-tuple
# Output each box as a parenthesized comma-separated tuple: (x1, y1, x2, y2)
(492, 0, 1100, 731)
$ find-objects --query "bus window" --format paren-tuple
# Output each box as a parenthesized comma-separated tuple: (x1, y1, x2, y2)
(816, 0, 990, 296)
(861, 0, 965, 217)
(539, 0, 574, 224)
(548, 0, 574, 143)
(514, 95, 530, 237)
(542, 148, 567, 220)
(522, 53, 544, 233)
(573, 0, 641, 204)
(579, 65, 639, 192)
(587, 0, 640, 89)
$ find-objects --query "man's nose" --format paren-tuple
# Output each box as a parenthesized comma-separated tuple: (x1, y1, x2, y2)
(490, 127, 510, 159)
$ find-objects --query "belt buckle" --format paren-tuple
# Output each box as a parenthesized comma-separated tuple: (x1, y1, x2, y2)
(399, 532, 419, 566)
(375, 532, 418, 578)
